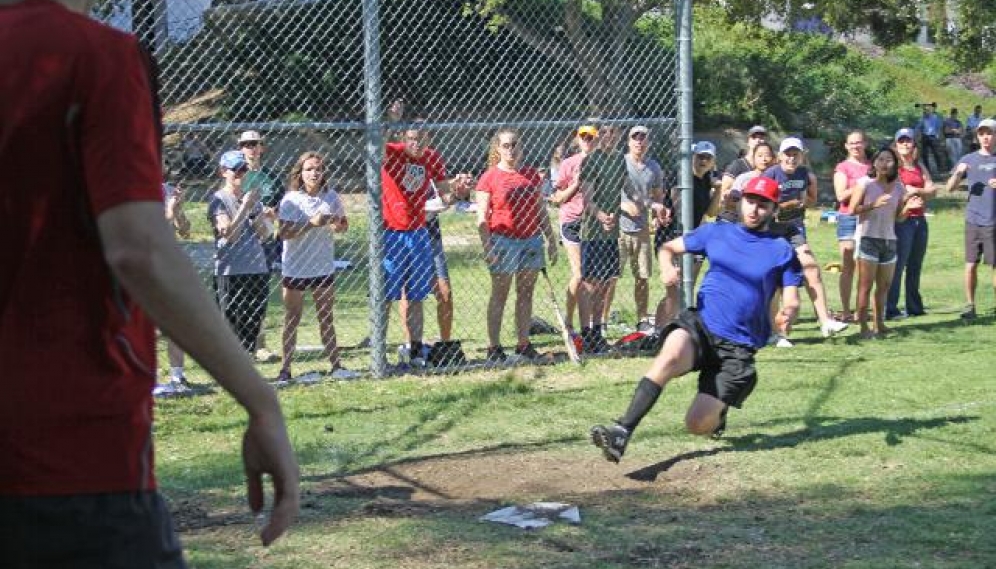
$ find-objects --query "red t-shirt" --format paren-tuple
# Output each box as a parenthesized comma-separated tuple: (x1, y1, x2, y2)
(0, 0, 163, 495)
(381, 142, 446, 231)
(898, 163, 927, 218)
(477, 166, 543, 238)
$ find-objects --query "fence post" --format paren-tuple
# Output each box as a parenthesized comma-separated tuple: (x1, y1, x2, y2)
(676, 0, 695, 309)
(363, 0, 387, 378)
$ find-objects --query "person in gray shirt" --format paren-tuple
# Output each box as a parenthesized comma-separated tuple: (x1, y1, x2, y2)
(208, 150, 272, 351)
(604, 125, 665, 332)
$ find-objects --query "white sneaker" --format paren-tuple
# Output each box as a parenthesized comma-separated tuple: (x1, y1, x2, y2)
(820, 319, 849, 338)
(330, 367, 360, 381)
(773, 335, 794, 348)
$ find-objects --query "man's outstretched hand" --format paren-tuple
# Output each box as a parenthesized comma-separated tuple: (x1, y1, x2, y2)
(243, 412, 300, 546)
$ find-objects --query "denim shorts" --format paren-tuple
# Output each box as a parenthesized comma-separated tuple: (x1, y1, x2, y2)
(858, 236, 897, 264)
(488, 233, 545, 274)
(836, 213, 857, 241)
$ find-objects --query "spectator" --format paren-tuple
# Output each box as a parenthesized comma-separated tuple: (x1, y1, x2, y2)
(654, 141, 720, 327)
(275, 152, 357, 383)
(476, 128, 557, 363)
(549, 125, 599, 333)
(380, 114, 472, 366)
(887, 128, 935, 319)
(0, 2, 298, 563)
(916, 103, 946, 176)
(945, 118, 996, 320)
(720, 141, 776, 222)
(850, 148, 911, 339)
(239, 130, 284, 364)
(966, 105, 984, 153)
(578, 124, 626, 354)
(154, 179, 194, 397)
(208, 150, 272, 353)
(831, 130, 871, 323)
(765, 137, 848, 345)
(944, 108, 964, 167)
(614, 125, 665, 332)
(720, 125, 768, 197)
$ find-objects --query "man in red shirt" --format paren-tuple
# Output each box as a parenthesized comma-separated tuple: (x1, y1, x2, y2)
(0, 0, 299, 565)
(381, 111, 471, 365)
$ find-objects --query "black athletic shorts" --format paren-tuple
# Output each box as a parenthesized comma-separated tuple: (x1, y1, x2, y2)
(0, 491, 186, 569)
(660, 308, 758, 408)
(581, 239, 621, 280)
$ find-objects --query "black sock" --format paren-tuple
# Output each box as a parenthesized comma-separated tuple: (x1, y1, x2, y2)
(617, 377, 663, 432)
(410, 341, 423, 358)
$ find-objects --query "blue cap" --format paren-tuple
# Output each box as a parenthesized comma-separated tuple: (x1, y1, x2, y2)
(894, 128, 915, 142)
(691, 141, 716, 156)
(219, 150, 248, 170)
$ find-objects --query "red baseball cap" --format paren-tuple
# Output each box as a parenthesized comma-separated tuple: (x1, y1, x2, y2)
(742, 176, 780, 203)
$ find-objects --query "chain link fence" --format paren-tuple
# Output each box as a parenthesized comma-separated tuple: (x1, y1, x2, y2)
(100, 0, 688, 386)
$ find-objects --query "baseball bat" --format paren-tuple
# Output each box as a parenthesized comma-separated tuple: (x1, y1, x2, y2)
(540, 268, 582, 365)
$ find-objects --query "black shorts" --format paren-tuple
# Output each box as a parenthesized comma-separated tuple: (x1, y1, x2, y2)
(965, 222, 996, 266)
(770, 221, 807, 249)
(654, 224, 680, 252)
(282, 273, 335, 290)
(660, 309, 758, 408)
(560, 220, 581, 245)
(581, 239, 621, 280)
(0, 491, 186, 569)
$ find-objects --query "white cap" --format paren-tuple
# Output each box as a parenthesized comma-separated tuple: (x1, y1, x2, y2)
(691, 141, 716, 156)
(238, 130, 263, 144)
(629, 125, 649, 136)
(779, 137, 805, 153)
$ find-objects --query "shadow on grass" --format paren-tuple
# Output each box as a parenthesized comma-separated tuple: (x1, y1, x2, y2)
(625, 414, 977, 483)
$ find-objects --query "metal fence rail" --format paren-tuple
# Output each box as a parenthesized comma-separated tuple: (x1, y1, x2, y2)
(99, 0, 690, 387)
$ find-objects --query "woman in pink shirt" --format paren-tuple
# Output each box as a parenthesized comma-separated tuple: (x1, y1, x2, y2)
(548, 125, 598, 333)
(831, 130, 871, 322)
(850, 148, 913, 339)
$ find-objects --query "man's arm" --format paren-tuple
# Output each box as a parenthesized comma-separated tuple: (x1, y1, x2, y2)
(946, 162, 968, 192)
(97, 202, 299, 546)
(659, 237, 686, 287)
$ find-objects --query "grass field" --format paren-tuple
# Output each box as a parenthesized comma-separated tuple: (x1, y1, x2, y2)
(158, 193, 996, 568)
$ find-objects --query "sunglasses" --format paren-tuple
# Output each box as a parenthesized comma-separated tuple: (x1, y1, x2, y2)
(630, 132, 648, 141)
(579, 134, 596, 142)
(239, 141, 260, 148)
(229, 167, 249, 176)
(897, 138, 914, 144)
(500, 141, 519, 149)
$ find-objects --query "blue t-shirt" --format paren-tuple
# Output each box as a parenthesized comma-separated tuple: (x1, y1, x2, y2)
(956, 152, 996, 227)
(764, 165, 810, 225)
(684, 222, 803, 348)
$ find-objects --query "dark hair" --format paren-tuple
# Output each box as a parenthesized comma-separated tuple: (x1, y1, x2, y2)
(867, 148, 900, 183)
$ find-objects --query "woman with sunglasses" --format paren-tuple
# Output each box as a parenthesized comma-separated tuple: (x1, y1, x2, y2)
(887, 128, 935, 319)
(207, 150, 272, 353)
(276, 152, 358, 383)
(476, 128, 558, 364)
(549, 125, 599, 333)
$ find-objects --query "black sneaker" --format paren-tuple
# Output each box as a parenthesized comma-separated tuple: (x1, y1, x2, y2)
(485, 346, 507, 365)
(711, 407, 728, 439)
(582, 329, 611, 355)
(590, 424, 630, 463)
(960, 304, 977, 320)
(636, 320, 655, 333)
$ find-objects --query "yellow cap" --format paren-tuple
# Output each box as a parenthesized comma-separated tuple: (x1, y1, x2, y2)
(577, 125, 599, 138)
